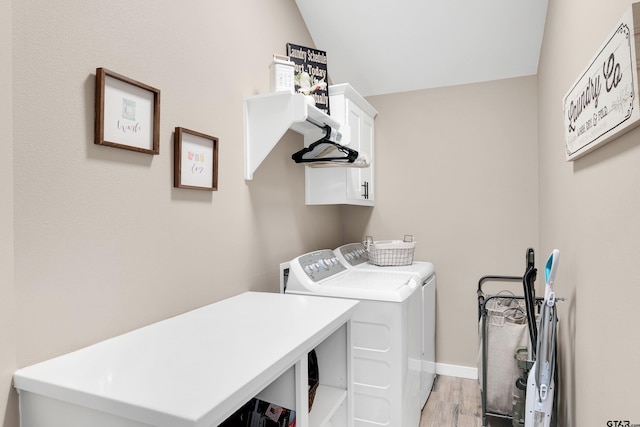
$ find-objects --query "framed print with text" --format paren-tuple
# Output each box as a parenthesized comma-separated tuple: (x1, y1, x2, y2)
(95, 68, 160, 155)
(174, 127, 218, 191)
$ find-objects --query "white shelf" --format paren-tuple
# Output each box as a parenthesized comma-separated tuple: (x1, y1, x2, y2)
(309, 385, 348, 427)
(244, 91, 342, 180)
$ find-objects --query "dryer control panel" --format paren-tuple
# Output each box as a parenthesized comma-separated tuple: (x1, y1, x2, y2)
(335, 242, 369, 266)
(296, 249, 346, 282)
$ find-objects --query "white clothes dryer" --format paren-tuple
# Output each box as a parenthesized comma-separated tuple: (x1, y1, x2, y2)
(334, 243, 436, 408)
(281, 249, 423, 427)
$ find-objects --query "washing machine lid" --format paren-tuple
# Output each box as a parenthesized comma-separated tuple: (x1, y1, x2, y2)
(335, 243, 435, 281)
(287, 267, 418, 302)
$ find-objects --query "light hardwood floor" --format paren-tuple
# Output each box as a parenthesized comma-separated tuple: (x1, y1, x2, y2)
(420, 375, 511, 427)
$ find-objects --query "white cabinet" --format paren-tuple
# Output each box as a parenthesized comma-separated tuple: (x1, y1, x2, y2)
(243, 85, 378, 206)
(13, 292, 357, 427)
(304, 84, 378, 206)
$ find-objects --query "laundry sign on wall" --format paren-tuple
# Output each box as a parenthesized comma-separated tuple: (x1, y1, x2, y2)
(563, 3, 640, 161)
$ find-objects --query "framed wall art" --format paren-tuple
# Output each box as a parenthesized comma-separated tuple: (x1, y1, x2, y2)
(563, 4, 640, 161)
(174, 127, 219, 191)
(95, 68, 161, 155)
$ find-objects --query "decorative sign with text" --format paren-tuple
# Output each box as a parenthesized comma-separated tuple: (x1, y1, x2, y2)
(286, 43, 330, 115)
(563, 4, 640, 161)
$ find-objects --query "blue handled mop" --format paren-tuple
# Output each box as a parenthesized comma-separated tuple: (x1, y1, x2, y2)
(524, 249, 559, 427)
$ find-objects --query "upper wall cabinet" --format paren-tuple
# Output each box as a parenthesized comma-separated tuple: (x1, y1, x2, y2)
(244, 91, 341, 180)
(243, 84, 377, 206)
(304, 84, 378, 206)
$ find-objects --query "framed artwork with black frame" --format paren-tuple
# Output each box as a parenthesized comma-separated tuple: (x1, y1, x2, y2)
(174, 127, 218, 191)
(95, 68, 161, 155)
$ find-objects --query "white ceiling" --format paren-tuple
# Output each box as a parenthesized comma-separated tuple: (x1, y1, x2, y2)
(295, 0, 549, 97)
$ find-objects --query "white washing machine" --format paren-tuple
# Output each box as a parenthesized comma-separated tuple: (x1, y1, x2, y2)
(281, 249, 423, 427)
(334, 243, 436, 408)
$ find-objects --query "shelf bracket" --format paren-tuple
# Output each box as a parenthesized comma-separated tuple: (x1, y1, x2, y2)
(244, 92, 342, 180)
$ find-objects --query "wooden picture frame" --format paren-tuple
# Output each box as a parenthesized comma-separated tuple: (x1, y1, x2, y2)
(95, 68, 161, 155)
(174, 127, 218, 191)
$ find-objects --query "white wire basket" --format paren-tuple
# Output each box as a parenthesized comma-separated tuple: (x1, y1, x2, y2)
(364, 235, 416, 266)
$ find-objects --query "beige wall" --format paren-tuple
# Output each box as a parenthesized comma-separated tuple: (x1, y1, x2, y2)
(344, 76, 540, 369)
(7, 1, 342, 423)
(1, 0, 18, 425)
(538, 0, 640, 424)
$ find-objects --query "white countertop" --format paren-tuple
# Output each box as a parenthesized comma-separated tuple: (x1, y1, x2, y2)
(13, 291, 358, 427)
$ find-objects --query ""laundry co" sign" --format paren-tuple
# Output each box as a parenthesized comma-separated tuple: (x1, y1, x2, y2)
(563, 4, 640, 161)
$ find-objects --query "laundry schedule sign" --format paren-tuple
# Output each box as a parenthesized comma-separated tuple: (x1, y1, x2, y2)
(563, 4, 640, 161)
(286, 43, 330, 115)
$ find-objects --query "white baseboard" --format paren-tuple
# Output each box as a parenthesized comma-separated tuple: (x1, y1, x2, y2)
(435, 363, 478, 380)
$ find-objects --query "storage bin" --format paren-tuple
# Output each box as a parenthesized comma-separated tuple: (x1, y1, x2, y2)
(364, 235, 416, 266)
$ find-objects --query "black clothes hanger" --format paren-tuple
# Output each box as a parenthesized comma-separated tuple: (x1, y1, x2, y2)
(292, 125, 359, 164)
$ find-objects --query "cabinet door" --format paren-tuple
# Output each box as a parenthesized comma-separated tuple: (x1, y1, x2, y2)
(304, 85, 376, 206)
(345, 100, 374, 203)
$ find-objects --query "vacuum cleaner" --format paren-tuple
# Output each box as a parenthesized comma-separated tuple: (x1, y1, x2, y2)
(524, 249, 559, 427)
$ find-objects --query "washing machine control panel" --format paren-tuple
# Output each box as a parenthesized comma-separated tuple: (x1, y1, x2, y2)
(336, 243, 369, 266)
(296, 250, 346, 282)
